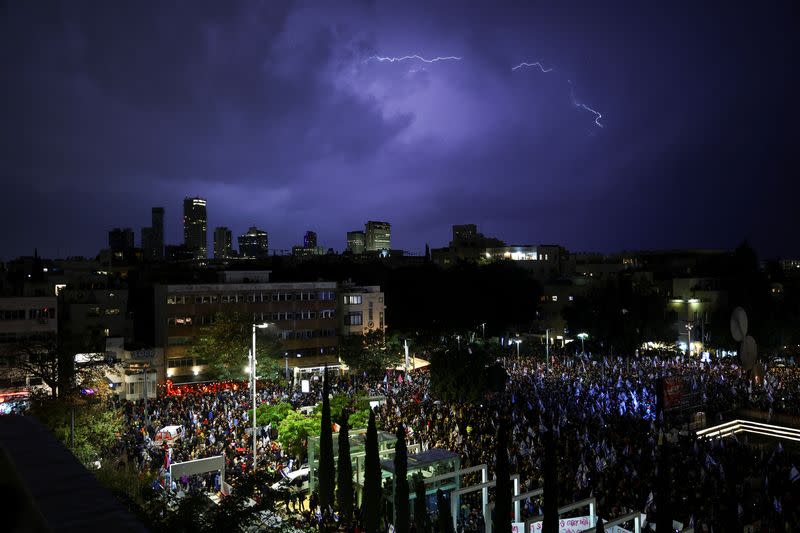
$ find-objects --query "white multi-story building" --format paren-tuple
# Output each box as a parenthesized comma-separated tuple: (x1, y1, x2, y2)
(0, 296, 58, 392)
(339, 285, 386, 336)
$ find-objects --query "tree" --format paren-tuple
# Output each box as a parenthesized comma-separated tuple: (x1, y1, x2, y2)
(655, 440, 672, 533)
(542, 431, 559, 533)
(255, 401, 293, 427)
(493, 420, 511, 533)
(338, 330, 402, 376)
(413, 474, 429, 533)
(188, 312, 282, 380)
(30, 393, 123, 466)
(318, 366, 336, 511)
(7, 331, 116, 399)
(394, 425, 410, 533)
(337, 411, 354, 523)
(361, 409, 382, 533)
(277, 410, 320, 460)
(429, 341, 491, 404)
(436, 489, 455, 533)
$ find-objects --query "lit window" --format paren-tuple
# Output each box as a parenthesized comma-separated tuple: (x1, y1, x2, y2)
(551, 296, 558, 302)
(568, 296, 574, 301)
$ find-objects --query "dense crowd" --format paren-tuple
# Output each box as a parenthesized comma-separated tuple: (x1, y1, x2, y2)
(110, 354, 800, 532)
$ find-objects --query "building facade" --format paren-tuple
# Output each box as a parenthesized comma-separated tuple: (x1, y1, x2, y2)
(365, 221, 391, 252)
(0, 296, 58, 391)
(213, 227, 233, 259)
(154, 272, 339, 383)
(238, 226, 269, 259)
(183, 197, 208, 259)
(347, 231, 366, 254)
(339, 285, 386, 336)
(142, 207, 165, 261)
(304, 231, 317, 249)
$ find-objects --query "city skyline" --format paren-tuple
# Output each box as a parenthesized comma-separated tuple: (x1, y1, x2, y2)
(2, 1, 797, 261)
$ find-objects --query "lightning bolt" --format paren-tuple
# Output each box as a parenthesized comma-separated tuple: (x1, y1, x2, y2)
(511, 61, 553, 73)
(569, 80, 604, 128)
(363, 54, 462, 64)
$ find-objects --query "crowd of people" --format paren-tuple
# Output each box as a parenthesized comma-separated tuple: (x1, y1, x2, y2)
(108, 352, 800, 532)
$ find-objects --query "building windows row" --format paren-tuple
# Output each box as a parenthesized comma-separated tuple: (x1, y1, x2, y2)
(167, 317, 193, 326)
(278, 329, 337, 340)
(344, 312, 363, 326)
(167, 336, 193, 346)
(252, 310, 337, 322)
(0, 309, 55, 321)
(168, 357, 195, 368)
(168, 291, 337, 305)
(344, 295, 363, 305)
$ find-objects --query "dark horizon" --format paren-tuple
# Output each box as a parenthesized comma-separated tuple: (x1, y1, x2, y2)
(2, 1, 797, 261)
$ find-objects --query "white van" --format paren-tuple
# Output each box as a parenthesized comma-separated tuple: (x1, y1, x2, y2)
(153, 425, 184, 447)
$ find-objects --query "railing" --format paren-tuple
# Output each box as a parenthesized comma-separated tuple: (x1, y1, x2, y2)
(696, 419, 800, 442)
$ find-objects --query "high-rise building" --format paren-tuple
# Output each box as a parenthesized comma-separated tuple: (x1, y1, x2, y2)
(346, 231, 365, 254)
(365, 221, 391, 252)
(452, 224, 478, 246)
(142, 207, 165, 260)
(238, 226, 269, 259)
(151, 207, 164, 259)
(304, 231, 317, 249)
(213, 227, 233, 259)
(183, 197, 207, 259)
(108, 228, 135, 252)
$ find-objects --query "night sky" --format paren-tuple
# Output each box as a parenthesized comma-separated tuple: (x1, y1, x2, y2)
(2, 1, 797, 260)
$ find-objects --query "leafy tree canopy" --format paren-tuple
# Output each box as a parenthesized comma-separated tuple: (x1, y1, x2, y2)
(189, 312, 283, 380)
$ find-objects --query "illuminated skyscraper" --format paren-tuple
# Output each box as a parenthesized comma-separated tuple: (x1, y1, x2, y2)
(365, 221, 391, 252)
(238, 226, 269, 258)
(183, 197, 207, 259)
(213, 226, 233, 259)
(304, 231, 317, 249)
(346, 231, 365, 254)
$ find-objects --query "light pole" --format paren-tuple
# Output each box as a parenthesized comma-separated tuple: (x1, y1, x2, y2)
(545, 329, 550, 370)
(513, 338, 522, 358)
(456, 335, 461, 350)
(577, 333, 589, 356)
(251, 322, 270, 468)
(480, 323, 486, 341)
(403, 339, 410, 378)
(685, 322, 694, 357)
(284, 352, 289, 382)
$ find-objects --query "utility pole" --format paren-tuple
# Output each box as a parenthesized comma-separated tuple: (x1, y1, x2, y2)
(545, 329, 550, 370)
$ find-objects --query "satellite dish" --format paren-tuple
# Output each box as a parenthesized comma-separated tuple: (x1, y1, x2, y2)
(740, 335, 757, 371)
(730, 307, 748, 342)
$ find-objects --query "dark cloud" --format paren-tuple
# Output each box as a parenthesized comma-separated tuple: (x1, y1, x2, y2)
(1, 0, 797, 260)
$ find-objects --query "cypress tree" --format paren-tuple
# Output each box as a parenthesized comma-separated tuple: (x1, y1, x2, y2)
(413, 474, 429, 533)
(542, 430, 559, 533)
(337, 410, 354, 523)
(394, 425, 410, 533)
(318, 365, 335, 511)
(361, 409, 382, 532)
(436, 489, 455, 533)
(493, 419, 512, 533)
(655, 438, 672, 533)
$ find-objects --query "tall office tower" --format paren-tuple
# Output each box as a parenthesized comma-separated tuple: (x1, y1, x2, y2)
(183, 197, 207, 259)
(365, 221, 391, 252)
(213, 226, 233, 259)
(108, 228, 135, 252)
(304, 231, 317, 249)
(452, 224, 478, 246)
(238, 226, 269, 258)
(346, 231, 365, 254)
(151, 207, 164, 259)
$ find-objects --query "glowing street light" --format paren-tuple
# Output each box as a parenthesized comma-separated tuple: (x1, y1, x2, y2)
(251, 322, 270, 467)
(513, 338, 522, 358)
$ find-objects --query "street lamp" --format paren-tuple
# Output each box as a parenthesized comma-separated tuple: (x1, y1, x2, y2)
(480, 323, 486, 340)
(251, 322, 270, 468)
(685, 322, 694, 357)
(577, 333, 589, 355)
(403, 339, 410, 378)
(513, 338, 522, 358)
